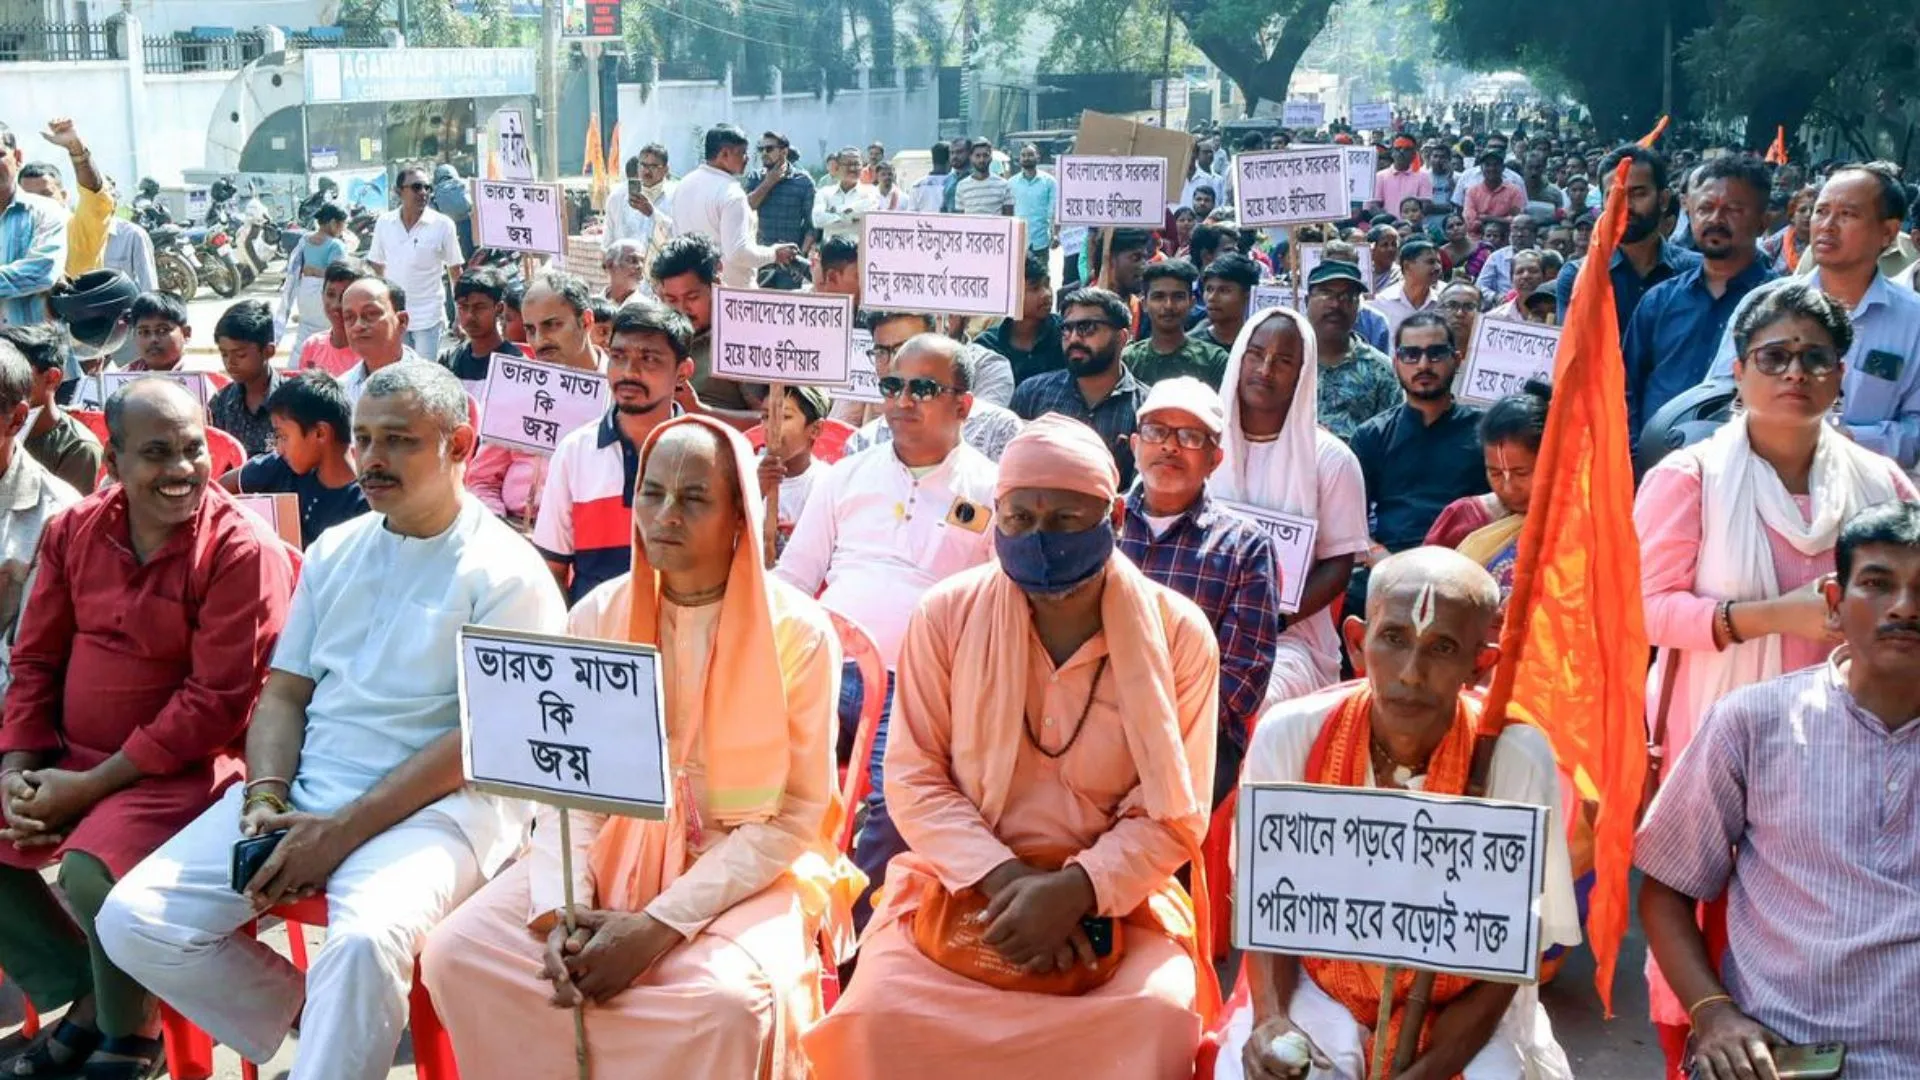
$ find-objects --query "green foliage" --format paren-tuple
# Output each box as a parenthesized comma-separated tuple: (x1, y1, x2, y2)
(975, 0, 1200, 76)
(1172, 0, 1340, 112)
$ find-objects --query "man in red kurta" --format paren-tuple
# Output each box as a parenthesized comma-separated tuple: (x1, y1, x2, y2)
(0, 377, 294, 1079)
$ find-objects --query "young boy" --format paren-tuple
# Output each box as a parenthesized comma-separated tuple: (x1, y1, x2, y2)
(502, 280, 529, 345)
(297, 260, 366, 377)
(219, 370, 369, 548)
(207, 299, 284, 456)
(587, 295, 617, 353)
(125, 290, 191, 372)
(756, 385, 831, 553)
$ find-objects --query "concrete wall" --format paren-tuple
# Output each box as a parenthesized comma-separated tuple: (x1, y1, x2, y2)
(614, 69, 938, 178)
(0, 57, 232, 189)
(93, 0, 335, 38)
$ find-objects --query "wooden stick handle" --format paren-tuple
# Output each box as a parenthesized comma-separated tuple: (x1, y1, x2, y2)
(1369, 964, 1399, 1079)
(557, 811, 591, 1080)
(762, 382, 785, 568)
(1390, 969, 1439, 1074)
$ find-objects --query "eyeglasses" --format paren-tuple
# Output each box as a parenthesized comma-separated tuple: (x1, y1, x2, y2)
(1061, 318, 1122, 338)
(758, 145, 782, 154)
(878, 376, 961, 402)
(1744, 344, 1840, 378)
(1394, 344, 1457, 364)
(404, 182, 432, 193)
(1438, 300, 1480, 314)
(1137, 422, 1215, 450)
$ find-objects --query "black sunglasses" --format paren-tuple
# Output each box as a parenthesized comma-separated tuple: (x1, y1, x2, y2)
(1394, 344, 1457, 364)
(1744, 344, 1839, 378)
(878, 376, 961, 402)
(404, 182, 432, 193)
(1061, 318, 1122, 338)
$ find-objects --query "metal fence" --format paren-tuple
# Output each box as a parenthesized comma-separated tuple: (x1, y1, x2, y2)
(142, 31, 266, 74)
(0, 21, 119, 62)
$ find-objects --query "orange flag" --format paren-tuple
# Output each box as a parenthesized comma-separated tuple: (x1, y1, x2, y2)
(1765, 125, 1789, 165)
(1478, 148, 1651, 1014)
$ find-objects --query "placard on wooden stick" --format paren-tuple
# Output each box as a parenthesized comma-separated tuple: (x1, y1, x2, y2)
(838, 330, 882, 404)
(860, 211, 1026, 318)
(456, 626, 671, 818)
(1055, 156, 1170, 228)
(235, 493, 302, 550)
(709, 288, 854, 386)
(1234, 146, 1350, 228)
(473, 179, 564, 255)
(1345, 146, 1379, 205)
(478, 353, 607, 454)
(1235, 781, 1549, 982)
(1459, 317, 1563, 406)
(1214, 501, 1317, 615)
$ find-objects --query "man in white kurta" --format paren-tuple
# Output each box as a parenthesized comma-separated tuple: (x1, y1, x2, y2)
(99, 362, 567, 1080)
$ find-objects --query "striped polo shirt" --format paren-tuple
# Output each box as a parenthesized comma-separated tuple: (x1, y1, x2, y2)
(532, 406, 677, 603)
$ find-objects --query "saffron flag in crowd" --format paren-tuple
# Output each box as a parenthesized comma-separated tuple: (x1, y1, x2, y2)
(1479, 146, 1652, 1014)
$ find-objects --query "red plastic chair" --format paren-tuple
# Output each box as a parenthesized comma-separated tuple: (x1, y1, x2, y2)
(66, 409, 247, 489)
(68, 408, 109, 448)
(1194, 964, 1251, 1078)
(1203, 791, 1237, 961)
(0, 967, 39, 1038)
(745, 417, 857, 465)
(828, 610, 887, 856)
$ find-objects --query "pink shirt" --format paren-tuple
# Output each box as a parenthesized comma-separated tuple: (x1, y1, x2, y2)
(1463, 181, 1526, 231)
(298, 336, 359, 377)
(1373, 167, 1433, 212)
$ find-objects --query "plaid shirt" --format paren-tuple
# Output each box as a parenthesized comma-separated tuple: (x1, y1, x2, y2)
(1010, 366, 1149, 488)
(743, 170, 816, 247)
(1118, 489, 1281, 744)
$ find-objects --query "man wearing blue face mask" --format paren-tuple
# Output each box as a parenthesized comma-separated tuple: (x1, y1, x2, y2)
(803, 413, 1222, 1078)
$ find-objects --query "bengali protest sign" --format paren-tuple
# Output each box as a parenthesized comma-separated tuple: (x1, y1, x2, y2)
(861, 211, 1027, 318)
(1345, 146, 1378, 205)
(473, 179, 564, 255)
(710, 288, 854, 387)
(478, 352, 606, 454)
(1460, 317, 1563, 406)
(1351, 102, 1392, 130)
(235, 493, 302, 550)
(1236, 782, 1550, 981)
(1215, 501, 1317, 614)
(1055, 156, 1169, 228)
(1298, 243, 1375, 294)
(1282, 100, 1326, 129)
(495, 108, 533, 181)
(838, 330, 882, 404)
(97, 370, 213, 409)
(1235, 146, 1349, 228)
(1074, 110, 1193, 202)
(458, 625, 670, 818)
(1251, 282, 1298, 313)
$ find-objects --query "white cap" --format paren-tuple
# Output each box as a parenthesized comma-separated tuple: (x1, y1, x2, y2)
(1136, 375, 1226, 435)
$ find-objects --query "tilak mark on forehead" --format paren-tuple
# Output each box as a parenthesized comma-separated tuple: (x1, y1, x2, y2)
(1412, 582, 1438, 636)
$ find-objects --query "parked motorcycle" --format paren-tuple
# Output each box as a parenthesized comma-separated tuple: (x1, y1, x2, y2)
(239, 182, 296, 273)
(193, 224, 243, 299)
(149, 222, 202, 300)
(204, 178, 256, 289)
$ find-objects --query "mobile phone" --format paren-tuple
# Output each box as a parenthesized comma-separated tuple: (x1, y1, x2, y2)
(1772, 1043, 1845, 1079)
(627, 177, 644, 201)
(230, 829, 288, 893)
(1079, 916, 1115, 958)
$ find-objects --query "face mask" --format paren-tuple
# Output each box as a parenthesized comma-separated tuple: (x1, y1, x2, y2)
(995, 522, 1114, 596)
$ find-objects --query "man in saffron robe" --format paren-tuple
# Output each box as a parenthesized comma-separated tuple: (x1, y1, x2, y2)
(1225, 547, 1579, 1080)
(421, 416, 860, 1078)
(803, 414, 1221, 1079)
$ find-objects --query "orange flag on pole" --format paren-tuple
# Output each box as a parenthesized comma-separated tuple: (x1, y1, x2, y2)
(1478, 147, 1651, 1015)
(1765, 125, 1789, 165)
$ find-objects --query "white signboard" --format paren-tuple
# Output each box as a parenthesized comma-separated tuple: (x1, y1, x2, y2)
(1235, 147, 1348, 228)
(97, 370, 214, 409)
(1055, 156, 1170, 228)
(1460, 317, 1562, 405)
(496, 108, 534, 182)
(861, 211, 1027, 318)
(1236, 782, 1550, 981)
(1251, 282, 1298, 313)
(838, 329, 883, 404)
(458, 626, 670, 818)
(1297, 243, 1375, 295)
(235, 492, 302, 550)
(710, 288, 854, 387)
(478, 352, 607, 454)
(1216, 500, 1317, 614)
(1282, 100, 1326, 129)
(1352, 102, 1393, 130)
(1345, 146, 1378, 205)
(1151, 79, 1190, 112)
(473, 179, 564, 255)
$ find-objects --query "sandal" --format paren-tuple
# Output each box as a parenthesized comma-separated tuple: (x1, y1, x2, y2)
(4, 1020, 100, 1079)
(78, 1036, 165, 1080)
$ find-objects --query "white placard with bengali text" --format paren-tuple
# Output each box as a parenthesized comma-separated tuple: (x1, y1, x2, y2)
(1460, 317, 1562, 405)
(1345, 146, 1378, 205)
(861, 211, 1027, 317)
(1215, 500, 1317, 614)
(1235, 147, 1349, 228)
(1251, 283, 1298, 313)
(496, 108, 534, 182)
(1298, 243, 1375, 294)
(235, 493, 302, 550)
(473, 179, 564, 255)
(1283, 100, 1326, 129)
(710, 288, 854, 387)
(838, 330, 882, 403)
(97, 370, 213, 409)
(1351, 102, 1392, 130)
(1236, 782, 1549, 981)
(478, 352, 606, 454)
(458, 626, 670, 818)
(1055, 155, 1170, 228)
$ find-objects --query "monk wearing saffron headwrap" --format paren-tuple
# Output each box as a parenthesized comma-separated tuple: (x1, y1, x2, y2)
(420, 415, 861, 1079)
(1221, 547, 1578, 1080)
(803, 414, 1221, 1079)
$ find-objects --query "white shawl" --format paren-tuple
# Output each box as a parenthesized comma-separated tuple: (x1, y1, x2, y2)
(1212, 306, 1321, 516)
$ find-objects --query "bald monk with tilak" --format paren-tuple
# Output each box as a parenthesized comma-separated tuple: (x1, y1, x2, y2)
(1225, 547, 1580, 1080)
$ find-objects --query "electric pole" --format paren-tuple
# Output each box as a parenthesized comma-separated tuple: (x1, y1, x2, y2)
(540, 0, 562, 182)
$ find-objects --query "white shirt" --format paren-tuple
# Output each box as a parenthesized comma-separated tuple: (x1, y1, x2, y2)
(773, 442, 999, 666)
(273, 494, 568, 875)
(668, 163, 780, 289)
(776, 456, 830, 528)
(601, 178, 675, 255)
(907, 173, 948, 214)
(1244, 430, 1370, 676)
(1365, 281, 1439, 344)
(952, 174, 1013, 217)
(337, 348, 429, 406)
(367, 207, 463, 331)
(812, 182, 883, 244)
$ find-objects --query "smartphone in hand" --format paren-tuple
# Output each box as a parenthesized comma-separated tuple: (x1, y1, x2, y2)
(230, 829, 288, 893)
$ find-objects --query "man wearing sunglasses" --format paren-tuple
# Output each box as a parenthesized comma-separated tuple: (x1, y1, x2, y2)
(366, 165, 463, 363)
(1010, 287, 1147, 488)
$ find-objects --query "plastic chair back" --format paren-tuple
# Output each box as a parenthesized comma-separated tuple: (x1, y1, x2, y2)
(828, 609, 887, 854)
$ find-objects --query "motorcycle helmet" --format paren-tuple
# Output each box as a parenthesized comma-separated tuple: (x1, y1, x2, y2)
(137, 177, 160, 199)
(1634, 378, 1736, 479)
(211, 177, 237, 203)
(48, 269, 139, 361)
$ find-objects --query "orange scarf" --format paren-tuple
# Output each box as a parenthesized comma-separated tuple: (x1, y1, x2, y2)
(1298, 682, 1480, 1077)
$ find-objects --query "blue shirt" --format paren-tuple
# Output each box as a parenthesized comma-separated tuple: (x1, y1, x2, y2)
(1554, 237, 1702, 334)
(1706, 272, 1920, 467)
(0, 191, 67, 327)
(1624, 257, 1777, 436)
(1355, 306, 1390, 354)
(1009, 366, 1149, 488)
(1009, 171, 1057, 249)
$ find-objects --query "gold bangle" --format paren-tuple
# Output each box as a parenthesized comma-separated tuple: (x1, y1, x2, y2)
(1687, 992, 1734, 1024)
(243, 790, 292, 815)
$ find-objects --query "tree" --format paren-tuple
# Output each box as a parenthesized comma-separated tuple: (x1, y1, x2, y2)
(1171, 0, 1338, 115)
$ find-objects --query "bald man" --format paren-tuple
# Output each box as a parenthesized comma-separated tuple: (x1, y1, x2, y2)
(804, 414, 1220, 1079)
(0, 377, 296, 1077)
(1224, 547, 1579, 1080)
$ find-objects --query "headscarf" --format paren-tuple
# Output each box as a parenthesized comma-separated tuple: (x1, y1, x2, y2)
(1212, 305, 1321, 517)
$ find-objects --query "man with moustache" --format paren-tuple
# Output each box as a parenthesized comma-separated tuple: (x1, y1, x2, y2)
(0, 378, 295, 1079)
(839, 311, 1024, 461)
(534, 302, 692, 603)
(1010, 287, 1149, 487)
(1554, 145, 1701, 332)
(337, 277, 428, 406)
(99, 362, 567, 1080)
(1623, 156, 1776, 438)
(1306, 261, 1400, 443)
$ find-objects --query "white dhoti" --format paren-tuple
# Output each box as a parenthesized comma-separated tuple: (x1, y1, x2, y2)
(1213, 976, 1572, 1080)
(1264, 622, 1341, 708)
(97, 784, 484, 1080)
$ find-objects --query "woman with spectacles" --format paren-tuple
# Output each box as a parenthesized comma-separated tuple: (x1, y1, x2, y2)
(1633, 277, 1917, 1071)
